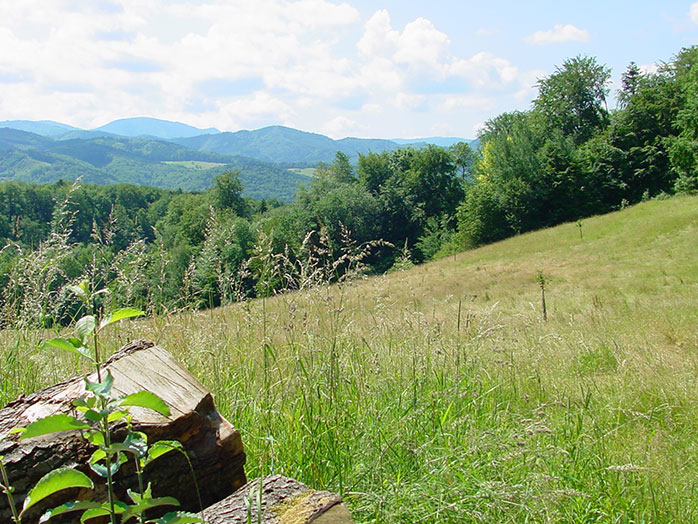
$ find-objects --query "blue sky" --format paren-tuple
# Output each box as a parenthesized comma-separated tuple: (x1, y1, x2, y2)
(1, 0, 697, 139)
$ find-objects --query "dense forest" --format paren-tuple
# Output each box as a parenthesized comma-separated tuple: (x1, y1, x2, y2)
(1, 46, 696, 326)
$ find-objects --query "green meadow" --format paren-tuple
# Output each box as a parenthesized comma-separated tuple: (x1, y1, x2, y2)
(2, 195, 697, 523)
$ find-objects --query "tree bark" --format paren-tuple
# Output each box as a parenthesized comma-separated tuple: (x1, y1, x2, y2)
(203, 474, 354, 524)
(0, 340, 247, 523)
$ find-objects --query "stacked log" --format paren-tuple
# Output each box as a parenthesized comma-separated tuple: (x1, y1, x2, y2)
(0, 341, 353, 523)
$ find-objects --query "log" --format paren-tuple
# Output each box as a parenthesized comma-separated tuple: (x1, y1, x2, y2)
(203, 474, 355, 524)
(0, 340, 246, 523)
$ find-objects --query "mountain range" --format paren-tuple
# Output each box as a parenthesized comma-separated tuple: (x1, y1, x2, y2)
(0, 117, 474, 200)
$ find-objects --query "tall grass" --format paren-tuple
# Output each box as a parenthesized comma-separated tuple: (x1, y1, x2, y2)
(2, 195, 698, 522)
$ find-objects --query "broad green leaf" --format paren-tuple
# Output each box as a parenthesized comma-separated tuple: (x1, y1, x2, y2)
(18, 414, 90, 440)
(119, 391, 170, 417)
(85, 371, 113, 398)
(89, 449, 106, 464)
(81, 409, 105, 423)
(128, 488, 143, 505)
(75, 315, 97, 341)
(80, 502, 127, 523)
(73, 396, 97, 409)
(107, 410, 130, 423)
(144, 441, 182, 467)
(43, 338, 94, 362)
(21, 468, 94, 515)
(81, 506, 110, 522)
(149, 511, 202, 524)
(65, 284, 87, 301)
(120, 497, 180, 522)
(84, 430, 105, 447)
(89, 457, 124, 478)
(39, 500, 103, 523)
(127, 483, 153, 504)
(123, 431, 148, 458)
(99, 308, 144, 330)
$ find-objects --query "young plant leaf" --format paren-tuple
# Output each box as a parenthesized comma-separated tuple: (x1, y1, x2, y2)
(119, 497, 180, 522)
(39, 500, 103, 523)
(80, 501, 128, 522)
(98, 308, 144, 330)
(81, 409, 106, 423)
(123, 431, 148, 458)
(107, 410, 130, 423)
(43, 338, 95, 362)
(127, 483, 153, 505)
(65, 283, 87, 301)
(150, 511, 203, 524)
(84, 430, 105, 447)
(18, 414, 90, 440)
(89, 451, 127, 478)
(75, 315, 97, 342)
(85, 371, 114, 398)
(21, 468, 94, 515)
(144, 441, 182, 467)
(119, 391, 171, 417)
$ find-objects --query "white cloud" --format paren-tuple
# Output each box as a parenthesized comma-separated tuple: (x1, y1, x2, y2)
(218, 92, 295, 126)
(525, 24, 590, 45)
(471, 122, 485, 137)
(358, 10, 449, 71)
(393, 18, 450, 66)
(322, 115, 364, 139)
(447, 52, 519, 88)
(691, 2, 698, 24)
(0, 1, 544, 138)
(394, 93, 428, 110)
(439, 95, 496, 112)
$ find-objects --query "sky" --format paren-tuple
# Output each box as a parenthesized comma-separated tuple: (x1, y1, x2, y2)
(1, 0, 697, 139)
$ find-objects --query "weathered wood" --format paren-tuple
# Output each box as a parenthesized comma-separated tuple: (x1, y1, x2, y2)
(0, 340, 247, 523)
(203, 474, 354, 524)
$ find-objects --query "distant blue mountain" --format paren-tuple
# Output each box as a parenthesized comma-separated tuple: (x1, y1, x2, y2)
(0, 119, 477, 165)
(173, 125, 405, 164)
(94, 117, 220, 139)
(0, 120, 79, 137)
(390, 137, 473, 148)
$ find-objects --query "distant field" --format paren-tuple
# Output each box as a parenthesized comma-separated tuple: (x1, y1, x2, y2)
(2, 195, 697, 522)
(288, 167, 317, 177)
(161, 160, 227, 169)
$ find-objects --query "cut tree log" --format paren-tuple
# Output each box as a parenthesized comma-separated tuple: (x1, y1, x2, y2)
(0, 339, 246, 523)
(203, 474, 355, 524)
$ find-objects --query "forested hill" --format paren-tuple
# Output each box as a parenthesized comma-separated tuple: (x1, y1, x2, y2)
(1, 45, 697, 327)
(1, 118, 474, 165)
(0, 128, 309, 201)
(171, 125, 405, 163)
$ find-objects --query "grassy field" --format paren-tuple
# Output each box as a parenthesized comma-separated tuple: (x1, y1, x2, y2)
(288, 167, 317, 177)
(161, 160, 227, 169)
(1, 195, 697, 522)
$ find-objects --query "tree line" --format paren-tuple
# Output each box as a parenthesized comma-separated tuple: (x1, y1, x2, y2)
(1, 45, 696, 326)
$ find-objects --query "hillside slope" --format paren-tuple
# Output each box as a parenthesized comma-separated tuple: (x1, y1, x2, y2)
(3, 196, 696, 523)
(175, 195, 697, 522)
(0, 128, 309, 201)
(172, 125, 403, 163)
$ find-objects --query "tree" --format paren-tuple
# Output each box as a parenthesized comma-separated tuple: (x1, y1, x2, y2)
(618, 61, 642, 109)
(357, 151, 392, 193)
(327, 151, 355, 184)
(667, 47, 698, 191)
(449, 141, 476, 181)
(534, 55, 611, 144)
(212, 170, 247, 216)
